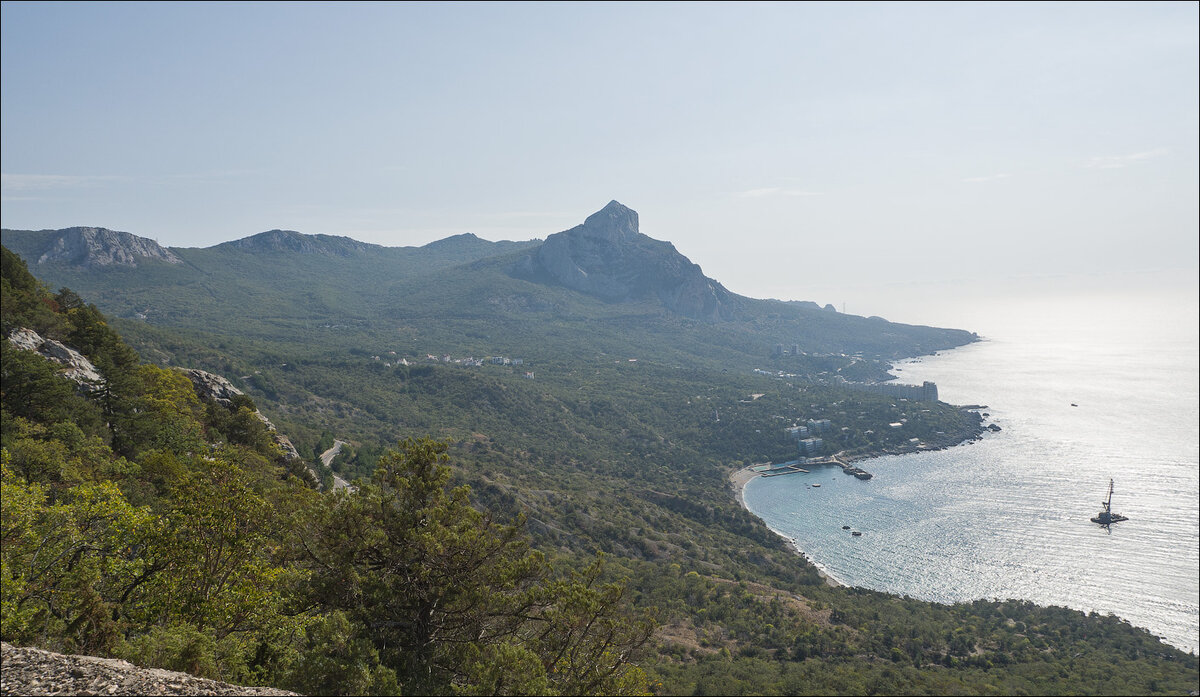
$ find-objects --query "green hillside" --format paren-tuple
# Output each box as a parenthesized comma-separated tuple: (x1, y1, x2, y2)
(3, 204, 1196, 695)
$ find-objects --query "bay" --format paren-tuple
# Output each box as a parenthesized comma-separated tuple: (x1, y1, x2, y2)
(742, 283, 1200, 653)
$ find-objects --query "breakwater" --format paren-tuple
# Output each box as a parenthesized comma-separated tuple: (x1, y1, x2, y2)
(759, 456, 873, 480)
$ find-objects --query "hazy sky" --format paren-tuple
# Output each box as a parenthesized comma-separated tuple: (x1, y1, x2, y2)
(3, 2, 1197, 324)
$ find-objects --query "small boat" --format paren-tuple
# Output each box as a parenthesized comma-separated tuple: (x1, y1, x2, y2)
(841, 525, 850, 530)
(812, 483, 821, 488)
(851, 531, 863, 537)
(1090, 479, 1129, 526)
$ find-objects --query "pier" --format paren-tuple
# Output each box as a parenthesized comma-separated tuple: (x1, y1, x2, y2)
(754, 455, 873, 480)
(753, 455, 873, 480)
(760, 460, 811, 477)
(832, 454, 874, 480)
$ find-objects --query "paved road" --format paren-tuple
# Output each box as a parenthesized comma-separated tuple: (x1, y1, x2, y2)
(319, 440, 352, 491)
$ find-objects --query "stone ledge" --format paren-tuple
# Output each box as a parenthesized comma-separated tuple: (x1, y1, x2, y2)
(0, 642, 298, 696)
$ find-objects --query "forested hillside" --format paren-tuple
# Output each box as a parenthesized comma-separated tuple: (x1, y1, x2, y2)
(1, 246, 653, 695)
(3, 237, 1197, 695)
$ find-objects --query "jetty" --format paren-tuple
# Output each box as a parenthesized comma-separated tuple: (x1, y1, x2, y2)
(755, 455, 873, 480)
(832, 454, 873, 480)
(759, 460, 811, 477)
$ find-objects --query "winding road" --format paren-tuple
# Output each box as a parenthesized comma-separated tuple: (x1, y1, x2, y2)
(319, 439, 352, 491)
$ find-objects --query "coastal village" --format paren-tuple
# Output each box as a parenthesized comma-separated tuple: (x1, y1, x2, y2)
(368, 351, 536, 379)
(741, 361, 992, 484)
(752, 417, 876, 480)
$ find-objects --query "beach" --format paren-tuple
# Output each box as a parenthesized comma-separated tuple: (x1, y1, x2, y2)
(729, 465, 843, 588)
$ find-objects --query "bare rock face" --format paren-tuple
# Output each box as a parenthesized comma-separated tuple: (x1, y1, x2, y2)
(220, 229, 378, 256)
(514, 201, 741, 321)
(0, 642, 298, 696)
(6, 327, 104, 389)
(178, 368, 245, 409)
(35, 227, 182, 268)
(7, 326, 44, 352)
(273, 431, 303, 461)
(178, 368, 303, 463)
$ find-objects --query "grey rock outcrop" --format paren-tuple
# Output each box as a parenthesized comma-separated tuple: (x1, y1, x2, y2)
(178, 368, 303, 462)
(272, 431, 303, 461)
(0, 642, 298, 696)
(7, 327, 44, 353)
(6, 327, 104, 389)
(178, 368, 245, 409)
(34, 227, 182, 268)
(513, 201, 741, 321)
(220, 229, 379, 256)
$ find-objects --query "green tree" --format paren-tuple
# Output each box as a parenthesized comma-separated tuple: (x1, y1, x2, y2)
(1, 457, 156, 654)
(128, 364, 205, 455)
(293, 438, 652, 695)
(1, 348, 104, 443)
(143, 456, 289, 638)
(0, 246, 66, 337)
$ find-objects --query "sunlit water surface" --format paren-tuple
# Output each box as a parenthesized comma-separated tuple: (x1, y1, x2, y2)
(743, 289, 1199, 653)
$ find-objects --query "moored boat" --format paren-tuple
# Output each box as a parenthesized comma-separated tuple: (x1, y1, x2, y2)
(1090, 478, 1128, 525)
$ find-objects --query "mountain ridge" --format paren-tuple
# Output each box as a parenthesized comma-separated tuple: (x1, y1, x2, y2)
(217, 229, 383, 256)
(2, 202, 977, 361)
(1, 226, 182, 268)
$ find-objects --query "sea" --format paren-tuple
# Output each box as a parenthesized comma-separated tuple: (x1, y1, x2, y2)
(742, 276, 1200, 654)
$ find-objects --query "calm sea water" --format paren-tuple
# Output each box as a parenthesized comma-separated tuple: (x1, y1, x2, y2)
(743, 286, 1200, 653)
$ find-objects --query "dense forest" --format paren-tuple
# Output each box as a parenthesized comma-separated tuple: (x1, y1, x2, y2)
(3, 243, 1197, 695)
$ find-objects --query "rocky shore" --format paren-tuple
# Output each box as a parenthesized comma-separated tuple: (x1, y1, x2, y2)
(0, 642, 298, 696)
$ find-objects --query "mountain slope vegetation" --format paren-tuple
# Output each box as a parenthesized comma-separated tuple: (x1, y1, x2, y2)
(2, 202, 1196, 694)
(1, 245, 654, 695)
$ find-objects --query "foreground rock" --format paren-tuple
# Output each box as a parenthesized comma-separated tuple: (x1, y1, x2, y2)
(0, 642, 297, 696)
(6, 327, 104, 389)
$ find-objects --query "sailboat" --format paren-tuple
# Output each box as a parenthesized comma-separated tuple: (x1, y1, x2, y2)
(1090, 478, 1129, 525)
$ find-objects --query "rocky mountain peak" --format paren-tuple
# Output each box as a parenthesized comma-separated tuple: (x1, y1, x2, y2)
(578, 200, 639, 243)
(422, 232, 485, 251)
(33, 227, 182, 268)
(513, 202, 741, 321)
(222, 230, 378, 256)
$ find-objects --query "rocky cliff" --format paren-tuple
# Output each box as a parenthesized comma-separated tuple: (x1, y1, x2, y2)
(219, 229, 379, 256)
(178, 368, 304, 462)
(7, 327, 104, 389)
(513, 201, 742, 321)
(26, 227, 183, 268)
(4, 332, 308, 467)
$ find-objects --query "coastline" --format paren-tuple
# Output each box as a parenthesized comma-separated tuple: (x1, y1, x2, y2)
(730, 414, 990, 592)
(732, 339, 991, 593)
(730, 465, 844, 588)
